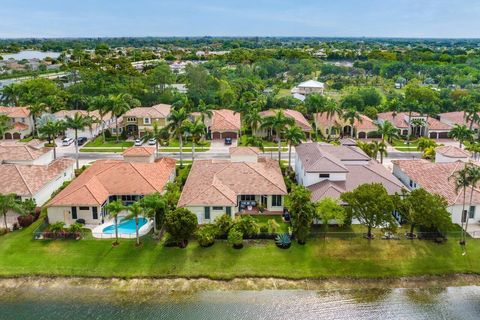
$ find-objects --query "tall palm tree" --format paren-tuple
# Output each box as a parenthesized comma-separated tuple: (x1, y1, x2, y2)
(322, 99, 342, 139)
(65, 113, 90, 170)
(284, 125, 305, 170)
(244, 136, 265, 152)
(233, 99, 250, 137)
(449, 124, 474, 148)
(105, 200, 126, 246)
(465, 164, 480, 243)
(140, 193, 167, 235)
(124, 202, 143, 246)
(451, 166, 469, 245)
(376, 120, 398, 144)
(167, 107, 189, 167)
(341, 108, 362, 138)
(0, 84, 21, 106)
(0, 193, 23, 230)
(243, 108, 263, 136)
(410, 118, 426, 137)
(108, 93, 140, 142)
(88, 95, 110, 143)
(377, 140, 388, 164)
(0, 114, 12, 139)
(38, 119, 65, 159)
(196, 100, 214, 122)
(28, 102, 47, 138)
(463, 100, 480, 130)
(184, 118, 206, 161)
(260, 110, 294, 164)
(143, 122, 170, 158)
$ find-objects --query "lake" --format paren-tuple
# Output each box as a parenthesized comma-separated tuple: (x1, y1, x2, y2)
(1, 285, 479, 320)
(1, 50, 60, 60)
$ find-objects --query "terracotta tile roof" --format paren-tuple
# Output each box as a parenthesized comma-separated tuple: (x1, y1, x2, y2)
(439, 111, 478, 129)
(314, 112, 377, 131)
(48, 158, 176, 206)
(122, 146, 155, 157)
(229, 146, 260, 156)
(261, 109, 312, 131)
(210, 109, 241, 132)
(0, 158, 74, 197)
(123, 104, 171, 118)
(392, 159, 480, 206)
(11, 122, 29, 131)
(377, 112, 451, 131)
(0, 106, 30, 118)
(178, 158, 287, 207)
(0, 143, 51, 162)
(309, 161, 405, 201)
(436, 146, 471, 158)
(54, 109, 113, 121)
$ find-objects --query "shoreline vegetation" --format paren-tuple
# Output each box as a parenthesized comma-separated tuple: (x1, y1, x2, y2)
(1, 275, 479, 293)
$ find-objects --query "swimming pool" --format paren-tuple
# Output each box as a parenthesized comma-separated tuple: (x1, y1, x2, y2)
(102, 217, 148, 234)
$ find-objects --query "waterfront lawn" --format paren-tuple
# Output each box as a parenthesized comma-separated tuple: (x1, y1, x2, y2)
(1, 219, 479, 279)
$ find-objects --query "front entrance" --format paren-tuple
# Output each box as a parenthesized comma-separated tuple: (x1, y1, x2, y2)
(343, 125, 352, 137)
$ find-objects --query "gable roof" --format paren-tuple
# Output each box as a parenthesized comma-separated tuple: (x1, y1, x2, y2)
(260, 109, 312, 131)
(123, 104, 171, 118)
(229, 146, 261, 156)
(178, 158, 287, 207)
(377, 111, 451, 131)
(122, 146, 155, 157)
(439, 111, 478, 129)
(314, 112, 377, 131)
(210, 109, 241, 132)
(436, 146, 471, 158)
(0, 106, 30, 118)
(297, 80, 324, 88)
(48, 158, 176, 206)
(0, 142, 51, 162)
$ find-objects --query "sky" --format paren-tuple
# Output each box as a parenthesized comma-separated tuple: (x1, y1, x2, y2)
(1, 0, 480, 38)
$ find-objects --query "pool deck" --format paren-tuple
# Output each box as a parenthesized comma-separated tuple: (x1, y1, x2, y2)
(90, 218, 153, 239)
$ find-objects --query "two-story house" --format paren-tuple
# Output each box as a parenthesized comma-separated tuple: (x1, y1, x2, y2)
(377, 111, 451, 139)
(291, 80, 324, 101)
(0, 106, 34, 139)
(177, 147, 287, 224)
(54, 110, 114, 139)
(116, 104, 171, 137)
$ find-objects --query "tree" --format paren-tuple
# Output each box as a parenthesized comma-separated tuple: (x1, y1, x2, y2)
(285, 185, 316, 244)
(0, 114, 12, 139)
(105, 200, 126, 246)
(142, 122, 169, 158)
(145, 63, 174, 93)
(0, 193, 23, 230)
(342, 108, 362, 138)
(28, 102, 47, 138)
(108, 93, 141, 142)
(244, 136, 265, 152)
(375, 120, 398, 143)
(450, 165, 469, 244)
(340, 183, 395, 239)
(284, 125, 305, 170)
(65, 113, 90, 170)
(167, 107, 189, 167)
(164, 208, 198, 248)
(465, 164, 480, 243)
(38, 119, 65, 160)
(88, 95, 110, 143)
(260, 110, 294, 164)
(315, 197, 346, 234)
(376, 140, 388, 164)
(140, 192, 168, 234)
(184, 118, 206, 161)
(243, 108, 263, 136)
(124, 202, 143, 246)
(322, 99, 342, 139)
(196, 100, 214, 123)
(449, 124, 474, 148)
(305, 93, 329, 116)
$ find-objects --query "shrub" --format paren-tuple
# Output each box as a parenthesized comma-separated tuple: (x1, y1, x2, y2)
(0, 228, 8, 236)
(267, 219, 280, 234)
(214, 214, 233, 236)
(228, 228, 243, 249)
(104, 129, 112, 139)
(49, 221, 65, 234)
(234, 216, 259, 237)
(275, 233, 292, 249)
(196, 224, 218, 247)
(175, 165, 191, 187)
(120, 129, 128, 140)
(259, 225, 268, 234)
(17, 214, 34, 228)
(164, 208, 198, 248)
(68, 223, 83, 233)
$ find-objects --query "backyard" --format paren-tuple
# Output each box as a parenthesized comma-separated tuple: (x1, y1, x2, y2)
(0, 217, 479, 279)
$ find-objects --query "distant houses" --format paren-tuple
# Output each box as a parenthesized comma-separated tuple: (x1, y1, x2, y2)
(377, 111, 451, 139)
(314, 112, 377, 139)
(54, 109, 114, 139)
(291, 80, 324, 101)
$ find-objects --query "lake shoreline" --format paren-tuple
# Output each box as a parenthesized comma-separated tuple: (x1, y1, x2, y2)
(1, 274, 479, 293)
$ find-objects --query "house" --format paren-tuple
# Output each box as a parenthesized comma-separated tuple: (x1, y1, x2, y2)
(204, 109, 241, 140)
(392, 159, 480, 231)
(177, 147, 287, 224)
(0, 140, 54, 165)
(258, 109, 312, 138)
(314, 112, 377, 139)
(377, 111, 451, 139)
(295, 143, 404, 219)
(0, 106, 33, 139)
(47, 147, 176, 226)
(438, 111, 479, 136)
(435, 146, 471, 163)
(117, 104, 171, 137)
(54, 110, 114, 139)
(291, 80, 324, 101)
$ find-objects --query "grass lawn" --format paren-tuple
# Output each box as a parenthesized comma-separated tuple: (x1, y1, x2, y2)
(391, 139, 419, 152)
(19, 136, 34, 142)
(80, 148, 125, 153)
(1, 218, 479, 279)
(166, 139, 211, 148)
(252, 215, 289, 233)
(84, 137, 134, 148)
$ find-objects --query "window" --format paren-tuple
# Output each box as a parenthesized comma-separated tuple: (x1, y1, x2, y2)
(127, 117, 136, 122)
(319, 173, 330, 178)
(144, 118, 151, 124)
(226, 207, 231, 217)
(240, 195, 255, 201)
(469, 206, 476, 219)
(71, 207, 77, 220)
(204, 207, 210, 220)
(21, 118, 25, 123)
(272, 195, 282, 207)
(212, 206, 223, 211)
(79, 206, 89, 211)
(92, 207, 98, 220)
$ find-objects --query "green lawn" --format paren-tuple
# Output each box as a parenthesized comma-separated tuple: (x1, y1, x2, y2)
(80, 148, 125, 153)
(84, 137, 134, 148)
(166, 139, 211, 148)
(19, 136, 34, 142)
(1, 218, 479, 279)
(391, 139, 419, 152)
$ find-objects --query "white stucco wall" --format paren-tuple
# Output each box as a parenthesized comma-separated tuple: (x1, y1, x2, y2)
(187, 205, 235, 224)
(47, 205, 102, 226)
(435, 153, 468, 164)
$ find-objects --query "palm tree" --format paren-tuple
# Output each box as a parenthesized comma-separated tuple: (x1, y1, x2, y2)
(416, 137, 437, 152)
(377, 140, 388, 164)
(0, 114, 12, 139)
(173, 95, 192, 112)
(260, 110, 294, 164)
(105, 200, 126, 246)
(465, 164, 480, 243)
(65, 113, 90, 170)
(88, 95, 110, 143)
(143, 122, 170, 158)
(0, 193, 23, 230)
(410, 118, 426, 137)
(376, 120, 398, 144)
(38, 119, 65, 159)
(0, 84, 21, 106)
(28, 102, 47, 138)
(322, 99, 342, 139)
(184, 118, 206, 161)
(463, 100, 480, 130)
(341, 108, 362, 138)
(243, 108, 263, 136)
(451, 166, 469, 245)
(196, 100, 214, 122)
(233, 99, 250, 136)
(108, 93, 140, 142)
(167, 107, 189, 167)
(449, 124, 474, 148)
(124, 202, 143, 246)
(284, 125, 305, 170)
(140, 193, 167, 235)
(244, 136, 265, 152)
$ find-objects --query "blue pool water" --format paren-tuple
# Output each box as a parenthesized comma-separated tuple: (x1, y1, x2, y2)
(102, 218, 148, 234)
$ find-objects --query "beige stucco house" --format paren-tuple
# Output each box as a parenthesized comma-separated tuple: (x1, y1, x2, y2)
(0, 106, 34, 139)
(115, 104, 171, 137)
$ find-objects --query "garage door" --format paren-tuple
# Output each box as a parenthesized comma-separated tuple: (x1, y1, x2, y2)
(212, 132, 221, 139)
(222, 132, 237, 139)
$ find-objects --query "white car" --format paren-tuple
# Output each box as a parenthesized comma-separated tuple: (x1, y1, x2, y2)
(62, 137, 74, 146)
(148, 138, 156, 145)
(134, 139, 143, 146)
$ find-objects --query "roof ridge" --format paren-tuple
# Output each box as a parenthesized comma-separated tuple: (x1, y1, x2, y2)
(14, 165, 33, 196)
(129, 162, 159, 190)
(215, 110, 236, 127)
(361, 163, 404, 187)
(245, 161, 287, 194)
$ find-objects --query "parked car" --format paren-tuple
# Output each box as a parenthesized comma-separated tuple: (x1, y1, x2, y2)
(62, 137, 74, 146)
(134, 139, 143, 146)
(148, 138, 156, 145)
(224, 137, 232, 145)
(77, 137, 88, 146)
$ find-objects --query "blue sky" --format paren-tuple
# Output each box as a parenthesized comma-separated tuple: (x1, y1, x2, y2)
(1, 0, 479, 38)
